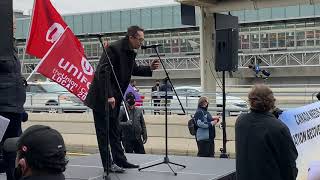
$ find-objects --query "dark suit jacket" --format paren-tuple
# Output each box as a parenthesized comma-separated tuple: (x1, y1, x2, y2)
(151, 85, 161, 99)
(235, 110, 298, 180)
(159, 82, 173, 99)
(0, 44, 26, 113)
(85, 37, 152, 112)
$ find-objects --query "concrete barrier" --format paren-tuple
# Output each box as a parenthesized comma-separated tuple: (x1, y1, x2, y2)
(24, 113, 237, 157)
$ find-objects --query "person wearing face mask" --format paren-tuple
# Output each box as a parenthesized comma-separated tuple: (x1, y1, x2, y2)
(3, 125, 68, 180)
(194, 97, 219, 157)
(118, 92, 147, 154)
(151, 80, 161, 115)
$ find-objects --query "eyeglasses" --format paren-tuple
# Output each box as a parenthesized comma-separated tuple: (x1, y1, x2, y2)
(133, 36, 144, 43)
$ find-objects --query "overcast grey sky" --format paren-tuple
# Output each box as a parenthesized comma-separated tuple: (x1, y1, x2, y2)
(13, 0, 178, 15)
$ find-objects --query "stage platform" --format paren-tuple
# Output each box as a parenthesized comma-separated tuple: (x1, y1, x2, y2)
(1, 153, 236, 180)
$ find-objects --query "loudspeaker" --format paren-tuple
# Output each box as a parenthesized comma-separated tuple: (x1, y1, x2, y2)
(215, 28, 238, 72)
(0, 0, 13, 61)
(181, 4, 196, 26)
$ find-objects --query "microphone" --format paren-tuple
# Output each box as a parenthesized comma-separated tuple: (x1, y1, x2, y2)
(141, 44, 162, 49)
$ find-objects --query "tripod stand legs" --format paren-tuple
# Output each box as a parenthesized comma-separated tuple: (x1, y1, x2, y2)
(103, 172, 111, 180)
(138, 157, 186, 176)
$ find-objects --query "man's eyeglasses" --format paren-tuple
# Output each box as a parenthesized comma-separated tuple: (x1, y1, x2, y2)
(133, 36, 144, 43)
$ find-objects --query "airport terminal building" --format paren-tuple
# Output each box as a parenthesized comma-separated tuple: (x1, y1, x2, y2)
(15, 4, 320, 85)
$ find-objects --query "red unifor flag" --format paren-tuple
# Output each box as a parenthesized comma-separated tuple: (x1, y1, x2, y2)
(26, 0, 84, 58)
(35, 27, 93, 101)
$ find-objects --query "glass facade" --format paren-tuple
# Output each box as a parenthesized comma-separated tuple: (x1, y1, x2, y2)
(15, 5, 189, 39)
(239, 20, 320, 52)
(17, 18, 320, 62)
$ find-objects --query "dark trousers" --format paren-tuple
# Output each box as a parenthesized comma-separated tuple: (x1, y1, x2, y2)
(122, 138, 145, 154)
(153, 99, 160, 115)
(0, 112, 22, 180)
(93, 107, 127, 170)
(196, 140, 215, 157)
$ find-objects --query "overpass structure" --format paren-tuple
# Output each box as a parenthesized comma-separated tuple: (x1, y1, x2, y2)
(176, 1, 317, 180)
(16, 1, 320, 86)
(177, 0, 320, 93)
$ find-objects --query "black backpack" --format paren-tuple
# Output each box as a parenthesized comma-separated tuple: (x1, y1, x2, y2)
(188, 115, 197, 136)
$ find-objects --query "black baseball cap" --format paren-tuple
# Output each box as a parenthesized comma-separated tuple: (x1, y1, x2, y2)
(4, 125, 66, 158)
(126, 92, 136, 100)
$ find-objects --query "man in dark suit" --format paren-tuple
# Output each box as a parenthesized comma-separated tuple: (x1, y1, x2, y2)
(85, 26, 160, 173)
(151, 80, 161, 115)
(159, 78, 173, 114)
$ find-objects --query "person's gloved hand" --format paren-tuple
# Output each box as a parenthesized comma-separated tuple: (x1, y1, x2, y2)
(142, 132, 148, 144)
(21, 111, 28, 122)
(272, 107, 283, 119)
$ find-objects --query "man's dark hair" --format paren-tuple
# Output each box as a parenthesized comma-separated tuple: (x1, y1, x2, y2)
(130, 79, 136, 84)
(126, 92, 136, 101)
(18, 150, 68, 174)
(126, 26, 144, 37)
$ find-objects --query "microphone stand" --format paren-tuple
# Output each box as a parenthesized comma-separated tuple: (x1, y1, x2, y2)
(96, 36, 131, 180)
(138, 47, 186, 175)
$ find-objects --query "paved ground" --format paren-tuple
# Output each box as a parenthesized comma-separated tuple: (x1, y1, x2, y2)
(0, 153, 237, 180)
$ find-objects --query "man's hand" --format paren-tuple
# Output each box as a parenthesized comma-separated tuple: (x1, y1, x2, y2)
(127, 120, 133, 125)
(108, 97, 116, 109)
(150, 59, 160, 70)
(142, 133, 148, 144)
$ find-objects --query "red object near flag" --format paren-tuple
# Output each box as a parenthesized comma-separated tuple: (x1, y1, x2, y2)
(26, 0, 84, 58)
(36, 28, 93, 101)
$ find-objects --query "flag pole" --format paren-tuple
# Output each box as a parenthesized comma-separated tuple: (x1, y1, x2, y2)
(23, 0, 36, 82)
(26, 27, 68, 82)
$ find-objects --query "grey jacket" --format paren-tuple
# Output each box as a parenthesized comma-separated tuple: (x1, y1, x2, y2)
(118, 106, 147, 141)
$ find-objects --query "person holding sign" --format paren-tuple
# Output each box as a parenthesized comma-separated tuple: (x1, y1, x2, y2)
(235, 84, 298, 180)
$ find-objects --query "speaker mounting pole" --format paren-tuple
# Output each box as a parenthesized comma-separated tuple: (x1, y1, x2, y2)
(219, 70, 229, 158)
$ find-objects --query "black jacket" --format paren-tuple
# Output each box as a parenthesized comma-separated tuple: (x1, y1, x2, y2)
(85, 37, 152, 112)
(151, 85, 161, 99)
(235, 110, 298, 180)
(159, 82, 173, 99)
(118, 106, 147, 141)
(21, 173, 65, 180)
(0, 45, 26, 113)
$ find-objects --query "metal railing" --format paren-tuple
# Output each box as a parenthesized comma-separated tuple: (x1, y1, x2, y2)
(23, 87, 320, 115)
